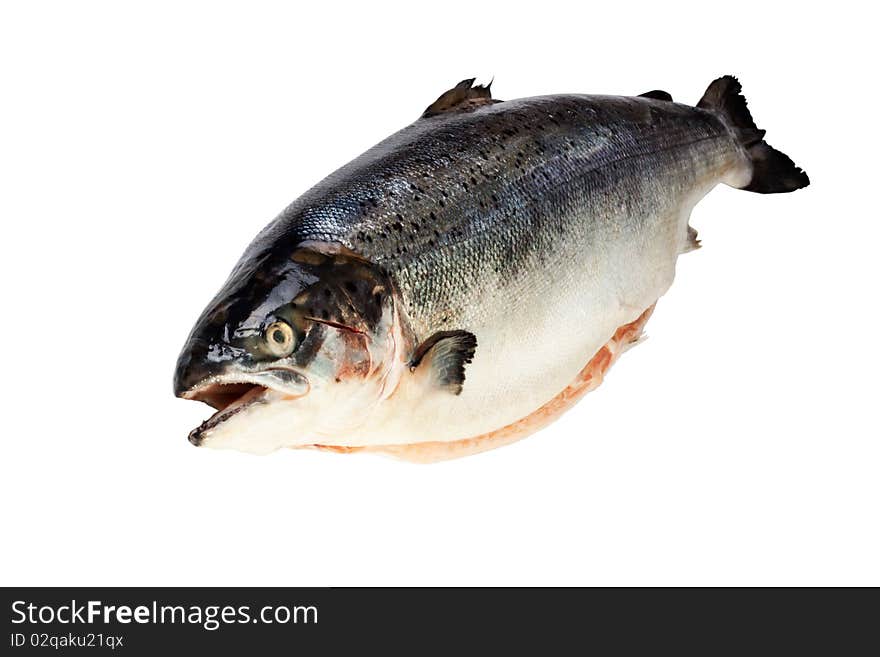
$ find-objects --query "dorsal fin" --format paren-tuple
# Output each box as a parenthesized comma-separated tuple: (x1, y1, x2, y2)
(639, 90, 673, 102)
(422, 78, 499, 118)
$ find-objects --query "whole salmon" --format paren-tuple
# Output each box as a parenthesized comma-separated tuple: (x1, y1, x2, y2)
(174, 76, 808, 461)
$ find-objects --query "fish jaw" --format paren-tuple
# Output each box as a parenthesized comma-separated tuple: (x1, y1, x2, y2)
(178, 367, 310, 448)
(186, 376, 402, 454)
(189, 391, 313, 455)
(185, 383, 273, 447)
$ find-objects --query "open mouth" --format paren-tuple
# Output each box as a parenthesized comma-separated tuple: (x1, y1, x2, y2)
(184, 383, 268, 446)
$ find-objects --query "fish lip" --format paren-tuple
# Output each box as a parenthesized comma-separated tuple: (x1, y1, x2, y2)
(180, 370, 310, 446)
(187, 384, 266, 446)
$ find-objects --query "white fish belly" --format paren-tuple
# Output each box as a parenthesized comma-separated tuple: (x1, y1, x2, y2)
(337, 154, 749, 447)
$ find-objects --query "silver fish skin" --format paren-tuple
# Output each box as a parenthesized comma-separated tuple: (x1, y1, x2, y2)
(174, 76, 808, 460)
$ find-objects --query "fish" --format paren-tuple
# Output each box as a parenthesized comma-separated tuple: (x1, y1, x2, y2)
(173, 75, 809, 462)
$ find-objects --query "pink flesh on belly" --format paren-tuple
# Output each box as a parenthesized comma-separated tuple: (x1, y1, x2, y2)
(305, 303, 656, 462)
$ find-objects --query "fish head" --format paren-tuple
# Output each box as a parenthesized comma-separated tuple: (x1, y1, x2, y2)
(174, 242, 409, 453)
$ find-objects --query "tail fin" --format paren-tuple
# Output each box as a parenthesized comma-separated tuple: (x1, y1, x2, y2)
(698, 76, 809, 194)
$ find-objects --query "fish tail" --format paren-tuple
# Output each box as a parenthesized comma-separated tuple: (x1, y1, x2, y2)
(698, 75, 809, 194)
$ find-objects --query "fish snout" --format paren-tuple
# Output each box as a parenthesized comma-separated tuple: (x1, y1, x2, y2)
(173, 338, 219, 398)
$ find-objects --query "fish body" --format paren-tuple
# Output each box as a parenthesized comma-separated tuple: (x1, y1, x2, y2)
(174, 76, 808, 460)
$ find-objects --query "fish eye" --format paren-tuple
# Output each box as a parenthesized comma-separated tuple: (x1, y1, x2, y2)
(264, 320, 296, 357)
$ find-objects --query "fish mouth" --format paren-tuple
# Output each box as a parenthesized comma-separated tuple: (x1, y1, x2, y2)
(183, 382, 269, 446)
(175, 366, 311, 447)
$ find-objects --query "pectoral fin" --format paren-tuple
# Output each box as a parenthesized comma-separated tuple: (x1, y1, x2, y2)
(409, 330, 477, 395)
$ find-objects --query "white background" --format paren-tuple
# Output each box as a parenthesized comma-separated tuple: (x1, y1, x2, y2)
(1, 1, 877, 586)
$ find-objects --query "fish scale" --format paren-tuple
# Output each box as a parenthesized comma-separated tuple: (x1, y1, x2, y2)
(258, 95, 730, 339)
